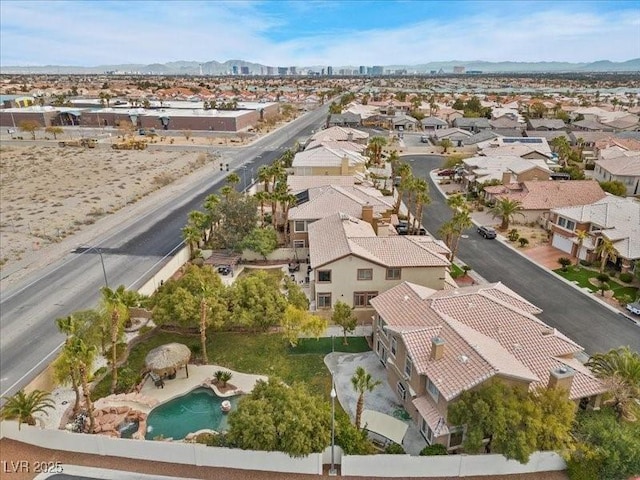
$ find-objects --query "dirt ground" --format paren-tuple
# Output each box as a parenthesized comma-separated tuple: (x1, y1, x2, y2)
(0, 144, 215, 272)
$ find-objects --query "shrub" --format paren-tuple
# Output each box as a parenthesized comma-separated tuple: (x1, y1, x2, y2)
(115, 367, 141, 394)
(462, 265, 472, 275)
(214, 370, 233, 387)
(508, 229, 520, 242)
(138, 325, 154, 336)
(596, 273, 610, 284)
(518, 237, 529, 248)
(420, 444, 448, 456)
(580, 259, 594, 268)
(92, 366, 107, 378)
(558, 257, 572, 271)
(619, 272, 633, 283)
(384, 442, 406, 454)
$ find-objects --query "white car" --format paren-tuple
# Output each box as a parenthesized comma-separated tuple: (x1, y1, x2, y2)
(626, 302, 640, 315)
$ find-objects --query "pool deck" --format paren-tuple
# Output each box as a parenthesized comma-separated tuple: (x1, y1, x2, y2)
(94, 365, 267, 414)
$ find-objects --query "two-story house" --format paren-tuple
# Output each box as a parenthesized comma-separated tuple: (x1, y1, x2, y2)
(592, 147, 640, 197)
(308, 213, 451, 320)
(370, 282, 606, 451)
(288, 185, 397, 248)
(549, 195, 640, 272)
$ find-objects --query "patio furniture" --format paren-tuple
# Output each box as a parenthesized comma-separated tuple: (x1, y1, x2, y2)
(149, 371, 164, 389)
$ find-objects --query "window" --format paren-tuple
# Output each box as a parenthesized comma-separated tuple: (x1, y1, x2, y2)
(421, 419, 434, 444)
(317, 270, 331, 283)
(357, 268, 373, 281)
(353, 291, 377, 307)
(390, 336, 397, 356)
(293, 240, 306, 248)
(557, 217, 576, 231)
(377, 315, 387, 337)
(427, 377, 440, 401)
(294, 221, 306, 233)
(404, 355, 413, 379)
(448, 427, 464, 448)
(317, 293, 331, 309)
(397, 381, 407, 400)
(386, 268, 401, 280)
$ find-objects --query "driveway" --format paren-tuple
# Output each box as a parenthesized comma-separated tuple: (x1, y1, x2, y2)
(325, 352, 427, 455)
(523, 245, 577, 270)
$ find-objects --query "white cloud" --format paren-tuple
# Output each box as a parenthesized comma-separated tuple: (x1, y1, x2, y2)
(1, 1, 638, 66)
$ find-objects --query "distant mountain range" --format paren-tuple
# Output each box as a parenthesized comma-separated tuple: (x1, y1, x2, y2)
(2, 58, 639, 75)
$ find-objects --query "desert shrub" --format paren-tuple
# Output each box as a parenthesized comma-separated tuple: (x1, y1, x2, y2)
(518, 238, 529, 248)
(420, 444, 448, 456)
(580, 259, 594, 268)
(558, 257, 572, 271)
(384, 442, 406, 454)
(619, 272, 634, 283)
(214, 370, 233, 387)
(508, 229, 520, 242)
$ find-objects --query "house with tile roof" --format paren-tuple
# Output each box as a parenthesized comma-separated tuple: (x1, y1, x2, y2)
(370, 281, 606, 450)
(453, 117, 491, 133)
(421, 116, 448, 131)
(526, 118, 567, 131)
(461, 156, 551, 191)
(549, 195, 640, 271)
(307, 126, 369, 145)
(291, 145, 367, 176)
(288, 185, 397, 248)
(592, 147, 640, 197)
(484, 180, 607, 224)
(308, 214, 451, 319)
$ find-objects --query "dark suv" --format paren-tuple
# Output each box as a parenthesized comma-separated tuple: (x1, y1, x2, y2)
(477, 226, 497, 239)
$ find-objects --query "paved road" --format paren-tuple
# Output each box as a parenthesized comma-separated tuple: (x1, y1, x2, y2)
(405, 154, 640, 355)
(0, 105, 330, 398)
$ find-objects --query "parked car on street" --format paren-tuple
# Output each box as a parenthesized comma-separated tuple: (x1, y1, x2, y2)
(626, 302, 640, 315)
(477, 226, 497, 239)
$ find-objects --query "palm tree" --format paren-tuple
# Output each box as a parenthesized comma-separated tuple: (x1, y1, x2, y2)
(586, 347, 640, 421)
(439, 138, 453, 153)
(182, 225, 202, 257)
(1, 390, 55, 429)
(100, 286, 128, 394)
(574, 230, 589, 266)
(413, 180, 431, 233)
(254, 191, 269, 226)
(449, 210, 473, 260)
(226, 172, 241, 187)
(595, 237, 617, 273)
(438, 220, 456, 252)
(393, 165, 413, 214)
(69, 337, 97, 432)
(367, 136, 387, 166)
(489, 198, 524, 230)
(257, 166, 271, 193)
(351, 367, 382, 429)
(54, 315, 84, 413)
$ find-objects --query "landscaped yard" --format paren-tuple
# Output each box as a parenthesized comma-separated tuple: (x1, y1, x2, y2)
(93, 330, 371, 401)
(554, 267, 639, 301)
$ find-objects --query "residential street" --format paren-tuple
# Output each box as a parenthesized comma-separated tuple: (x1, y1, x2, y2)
(405, 154, 640, 355)
(0, 105, 330, 398)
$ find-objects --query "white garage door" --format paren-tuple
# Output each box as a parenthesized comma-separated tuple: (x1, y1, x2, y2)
(552, 234, 573, 254)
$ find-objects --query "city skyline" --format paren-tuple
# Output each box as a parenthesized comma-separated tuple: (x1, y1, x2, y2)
(1, 0, 639, 67)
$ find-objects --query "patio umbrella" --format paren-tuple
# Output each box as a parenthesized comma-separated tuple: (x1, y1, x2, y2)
(144, 343, 191, 378)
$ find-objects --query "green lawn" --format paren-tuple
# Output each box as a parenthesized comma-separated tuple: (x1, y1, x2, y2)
(93, 330, 371, 401)
(554, 267, 638, 301)
(450, 264, 464, 279)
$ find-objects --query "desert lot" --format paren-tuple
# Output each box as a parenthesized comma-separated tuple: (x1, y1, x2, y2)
(0, 143, 214, 276)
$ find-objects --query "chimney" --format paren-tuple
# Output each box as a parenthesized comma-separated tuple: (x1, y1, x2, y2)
(502, 171, 512, 185)
(430, 337, 445, 361)
(361, 203, 374, 225)
(347, 131, 354, 142)
(548, 366, 575, 393)
(341, 155, 350, 175)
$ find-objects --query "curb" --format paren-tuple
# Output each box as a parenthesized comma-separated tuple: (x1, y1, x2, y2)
(427, 170, 639, 326)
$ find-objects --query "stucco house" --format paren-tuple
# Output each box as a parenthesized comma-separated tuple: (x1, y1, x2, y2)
(308, 214, 451, 319)
(421, 116, 448, 131)
(370, 281, 606, 450)
(549, 195, 640, 272)
(288, 185, 397, 248)
(307, 126, 369, 145)
(291, 146, 367, 176)
(461, 156, 551, 192)
(484, 180, 607, 224)
(592, 147, 640, 197)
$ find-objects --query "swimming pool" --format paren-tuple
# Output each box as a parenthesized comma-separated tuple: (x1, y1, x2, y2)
(145, 387, 240, 440)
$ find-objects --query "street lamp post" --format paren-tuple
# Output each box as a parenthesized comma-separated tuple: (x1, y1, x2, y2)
(83, 246, 109, 288)
(329, 383, 337, 476)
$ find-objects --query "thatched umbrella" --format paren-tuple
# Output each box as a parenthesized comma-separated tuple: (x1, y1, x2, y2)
(144, 343, 191, 378)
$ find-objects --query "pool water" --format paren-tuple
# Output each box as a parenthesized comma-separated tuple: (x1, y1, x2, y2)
(145, 387, 240, 440)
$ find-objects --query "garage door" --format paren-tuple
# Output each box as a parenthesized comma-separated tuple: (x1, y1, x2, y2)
(552, 234, 573, 254)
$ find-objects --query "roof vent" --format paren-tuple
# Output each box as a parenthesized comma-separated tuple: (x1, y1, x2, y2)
(403, 295, 409, 301)
(459, 355, 469, 364)
(513, 343, 522, 351)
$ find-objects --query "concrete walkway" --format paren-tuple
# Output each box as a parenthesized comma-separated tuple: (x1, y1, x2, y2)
(324, 352, 426, 456)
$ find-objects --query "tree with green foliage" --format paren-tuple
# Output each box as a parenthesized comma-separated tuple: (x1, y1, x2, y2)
(45, 126, 63, 139)
(439, 138, 453, 153)
(281, 305, 327, 346)
(567, 408, 640, 480)
(530, 101, 547, 119)
(558, 257, 572, 271)
(240, 227, 277, 260)
(586, 347, 640, 422)
(351, 367, 382, 429)
(209, 189, 258, 251)
(449, 381, 575, 464)
(228, 269, 288, 330)
(599, 180, 627, 197)
(595, 237, 617, 273)
(329, 102, 342, 114)
(227, 378, 331, 457)
(335, 410, 375, 454)
(151, 264, 226, 330)
(332, 301, 357, 345)
(19, 120, 40, 140)
(367, 136, 387, 166)
(0, 390, 55, 430)
(489, 198, 524, 230)
(284, 277, 309, 310)
(99, 286, 131, 394)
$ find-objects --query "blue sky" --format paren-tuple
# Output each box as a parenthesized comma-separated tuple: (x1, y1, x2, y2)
(1, 1, 638, 66)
